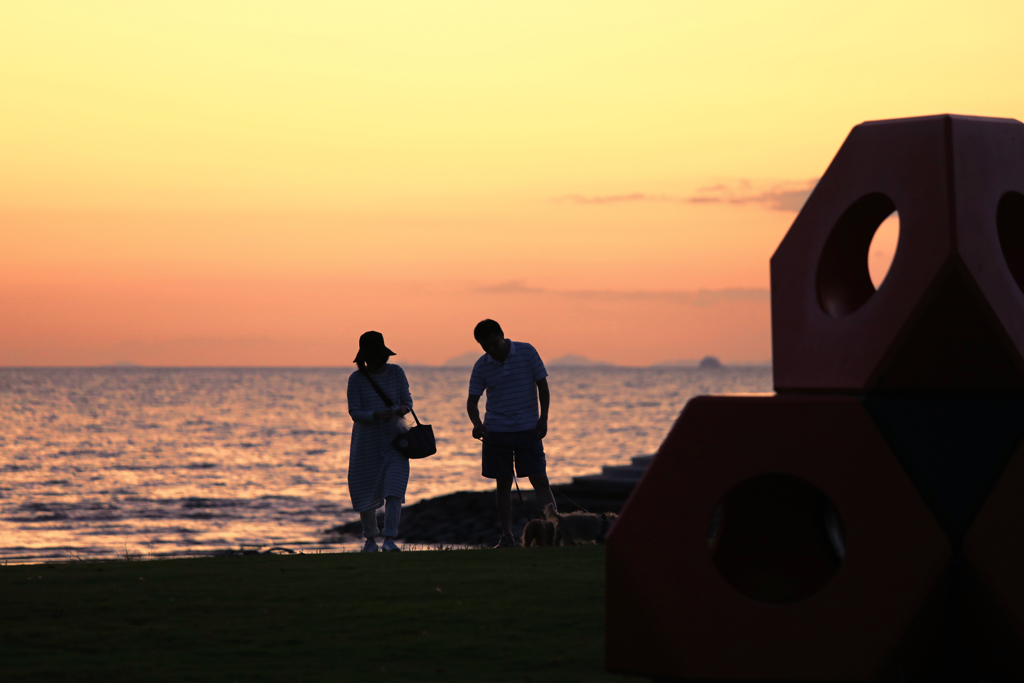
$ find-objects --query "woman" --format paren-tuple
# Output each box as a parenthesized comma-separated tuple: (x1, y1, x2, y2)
(347, 330, 413, 553)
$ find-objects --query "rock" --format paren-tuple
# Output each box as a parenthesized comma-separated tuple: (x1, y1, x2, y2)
(321, 458, 651, 546)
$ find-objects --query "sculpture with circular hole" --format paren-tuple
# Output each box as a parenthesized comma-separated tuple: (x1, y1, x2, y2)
(606, 115, 1024, 682)
(771, 114, 1024, 391)
(605, 394, 949, 681)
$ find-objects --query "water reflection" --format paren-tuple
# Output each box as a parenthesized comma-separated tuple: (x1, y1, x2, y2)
(0, 366, 771, 562)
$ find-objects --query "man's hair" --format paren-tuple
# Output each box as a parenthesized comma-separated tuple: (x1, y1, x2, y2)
(474, 319, 503, 342)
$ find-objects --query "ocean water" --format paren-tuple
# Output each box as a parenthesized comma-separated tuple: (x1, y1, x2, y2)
(0, 366, 771, 562)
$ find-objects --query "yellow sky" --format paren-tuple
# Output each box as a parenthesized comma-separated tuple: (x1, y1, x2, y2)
(2, 2, 1023, 365)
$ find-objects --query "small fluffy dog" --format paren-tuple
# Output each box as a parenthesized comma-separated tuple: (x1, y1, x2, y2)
(543, 504, 618, 545)
(521, 518, 555, 547)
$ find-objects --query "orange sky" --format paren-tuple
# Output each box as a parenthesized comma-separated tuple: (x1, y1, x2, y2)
(3, 2, 1024, 365)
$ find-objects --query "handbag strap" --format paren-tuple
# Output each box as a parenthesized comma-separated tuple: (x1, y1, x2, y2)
(361, 368, 423, 426)
(360, 368, 394, 407)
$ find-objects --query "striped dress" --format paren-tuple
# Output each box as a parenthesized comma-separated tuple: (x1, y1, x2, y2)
(346, 365, 413, 512)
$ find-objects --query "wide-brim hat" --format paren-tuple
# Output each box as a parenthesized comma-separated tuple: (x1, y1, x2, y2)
(354, 330, 396, 363)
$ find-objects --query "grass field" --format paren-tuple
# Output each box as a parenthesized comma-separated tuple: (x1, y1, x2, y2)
(0, 545, 645, 682)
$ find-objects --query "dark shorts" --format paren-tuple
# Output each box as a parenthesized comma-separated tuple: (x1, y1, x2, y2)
(481, 430, 546, 479)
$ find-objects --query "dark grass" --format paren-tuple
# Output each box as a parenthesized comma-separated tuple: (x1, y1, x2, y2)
(0, 545, 644, 683)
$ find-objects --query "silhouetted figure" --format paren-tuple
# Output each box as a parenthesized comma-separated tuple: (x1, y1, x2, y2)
(347, 331, 413, 553)
(466, 319, 556, 547)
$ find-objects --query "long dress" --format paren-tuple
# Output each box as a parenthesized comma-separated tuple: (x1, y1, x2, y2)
(346, 364, 412, 513)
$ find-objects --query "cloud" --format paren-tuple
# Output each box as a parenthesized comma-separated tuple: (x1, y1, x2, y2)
(556, 178, 817, 212)
(473, 281, 769, 306)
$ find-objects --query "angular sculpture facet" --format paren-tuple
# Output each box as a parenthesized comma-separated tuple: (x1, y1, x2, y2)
(606, 395, 948, 681)
(771, 115, 1024, 391)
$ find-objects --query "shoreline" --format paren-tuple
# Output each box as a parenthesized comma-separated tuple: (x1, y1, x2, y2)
(0, 461, 650, 564)
(323, 455, 651, 545)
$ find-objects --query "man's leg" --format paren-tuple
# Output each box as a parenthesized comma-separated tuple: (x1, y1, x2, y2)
(528, 473, 556, 512)
(495, 477, 513, 537)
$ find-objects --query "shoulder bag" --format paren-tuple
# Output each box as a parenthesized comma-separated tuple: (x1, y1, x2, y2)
(360, 369, 437, 459)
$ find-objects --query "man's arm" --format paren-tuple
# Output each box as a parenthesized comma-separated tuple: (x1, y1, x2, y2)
(534, 378, 549, 440)
(467, 394, 486, 440)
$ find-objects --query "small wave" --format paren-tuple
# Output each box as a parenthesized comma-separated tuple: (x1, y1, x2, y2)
(1, 464, 38, 472)
(55, 449, 121, 458)
(181, 498, 244, 509)
(5, 513, 69, 522)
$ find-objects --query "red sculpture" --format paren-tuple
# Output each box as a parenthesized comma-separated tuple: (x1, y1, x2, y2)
(772, 115, 1024, 391)
(607, 114, 1024, 681)
(606, 395, 947, 680)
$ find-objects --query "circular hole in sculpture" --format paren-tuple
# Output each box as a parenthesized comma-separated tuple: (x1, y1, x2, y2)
(997, 191, 1024, 293)
(710, 473, 845, 604)
(817, 193, 898, 317)
(868, 211, 899, 289)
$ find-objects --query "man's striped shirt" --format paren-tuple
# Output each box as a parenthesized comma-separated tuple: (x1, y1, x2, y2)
(468, 341, 548, 432)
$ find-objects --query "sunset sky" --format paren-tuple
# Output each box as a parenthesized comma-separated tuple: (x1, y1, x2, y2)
(3, 2, 1024, 366)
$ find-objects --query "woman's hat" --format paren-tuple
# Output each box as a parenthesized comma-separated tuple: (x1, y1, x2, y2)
(354, 331, 396, 363)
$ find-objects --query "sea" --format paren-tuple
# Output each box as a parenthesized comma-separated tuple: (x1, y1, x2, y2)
(0, 366, 772, 563)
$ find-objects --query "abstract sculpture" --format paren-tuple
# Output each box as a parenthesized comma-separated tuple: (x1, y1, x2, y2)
(607, 115, 1024, 681)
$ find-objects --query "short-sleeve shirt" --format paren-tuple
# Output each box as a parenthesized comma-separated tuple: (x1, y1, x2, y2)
(468, 341, 548, 432)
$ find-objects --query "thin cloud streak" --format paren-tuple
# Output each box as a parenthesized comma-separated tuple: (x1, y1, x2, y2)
(474, 281, 769, 306)
(556, 178, 818, 212)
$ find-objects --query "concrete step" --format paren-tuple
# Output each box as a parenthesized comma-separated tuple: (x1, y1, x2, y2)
(600, 464, 649, 480)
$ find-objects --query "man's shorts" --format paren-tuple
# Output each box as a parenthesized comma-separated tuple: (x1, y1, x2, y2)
(481, 429, 546, 479)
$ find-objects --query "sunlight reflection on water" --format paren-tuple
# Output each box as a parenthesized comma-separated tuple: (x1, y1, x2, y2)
(0, 366, 771, 562)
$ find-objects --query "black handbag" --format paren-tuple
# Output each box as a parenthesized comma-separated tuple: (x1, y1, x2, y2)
(361, 369, 437, 459)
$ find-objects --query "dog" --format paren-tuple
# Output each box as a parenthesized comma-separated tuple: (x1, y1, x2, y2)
(521, 518, 556, 547)
(543, 504, 618, 545)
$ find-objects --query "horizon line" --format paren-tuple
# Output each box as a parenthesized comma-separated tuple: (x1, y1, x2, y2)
(0, 362, 774, 370)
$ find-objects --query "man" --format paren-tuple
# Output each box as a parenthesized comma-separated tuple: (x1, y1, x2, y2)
(467, 319, 557, 547)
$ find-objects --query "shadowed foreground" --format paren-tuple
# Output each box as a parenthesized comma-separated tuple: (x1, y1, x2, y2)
(0, 545, 642, 683)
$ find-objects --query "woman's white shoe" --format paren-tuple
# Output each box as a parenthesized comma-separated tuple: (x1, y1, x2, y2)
(382, 538, 401, 552)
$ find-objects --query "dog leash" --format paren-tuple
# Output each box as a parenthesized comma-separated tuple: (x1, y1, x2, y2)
(511, 461, 528, 515)
(549, 484, 589, 514)
(476, 432, 594, 515)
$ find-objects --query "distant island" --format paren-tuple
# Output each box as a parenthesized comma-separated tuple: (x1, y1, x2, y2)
(651, 357, 772, 368)
(437, 352, 771, 369)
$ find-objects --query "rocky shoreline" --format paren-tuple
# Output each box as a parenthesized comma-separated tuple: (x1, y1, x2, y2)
(321, 454, 653, 546)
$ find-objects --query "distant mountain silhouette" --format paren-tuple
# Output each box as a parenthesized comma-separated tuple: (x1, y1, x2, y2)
(548, 354, 612, 367)
(442, 351, 483, 367)
(698, 355, 723, 369)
